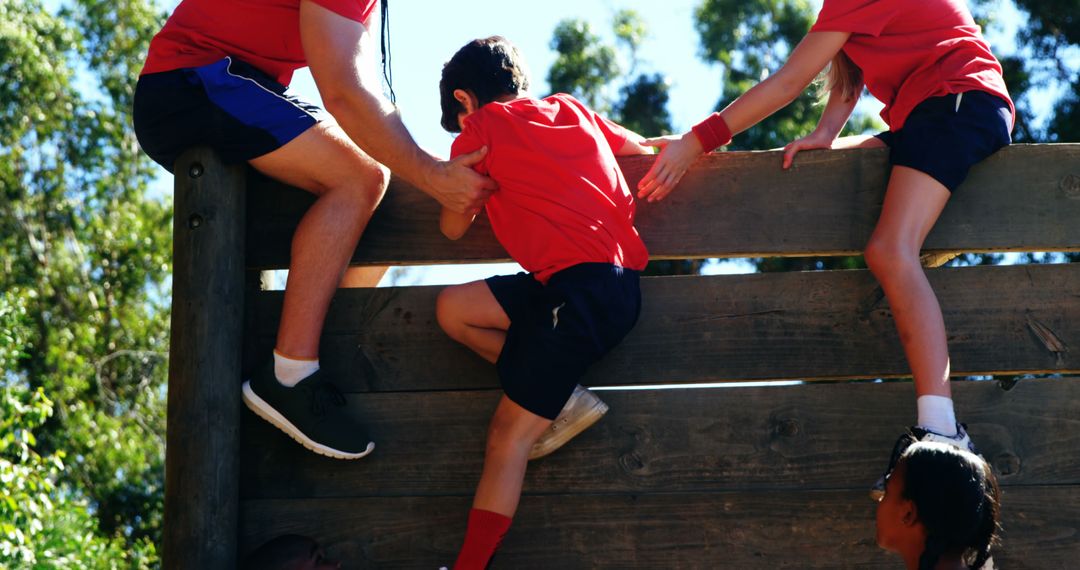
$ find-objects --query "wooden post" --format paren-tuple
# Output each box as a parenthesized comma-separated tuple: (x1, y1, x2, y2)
(164, 148, 246, 568)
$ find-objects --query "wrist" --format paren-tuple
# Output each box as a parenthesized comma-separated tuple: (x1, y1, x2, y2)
(816, 123, 842, 141)
(682, 131, 705, 154)
(420, 158, 444, 196)
(690, 113, 733, 151)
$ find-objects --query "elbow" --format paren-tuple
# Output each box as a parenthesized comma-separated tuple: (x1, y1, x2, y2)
(441, 225, 465, 241)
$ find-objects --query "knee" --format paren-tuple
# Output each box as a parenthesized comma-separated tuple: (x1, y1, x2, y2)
(864, 235, 919, 280)
(353, 162, 390, 208)
(323, 161, 388, 210)
(368, 163, 390, 196)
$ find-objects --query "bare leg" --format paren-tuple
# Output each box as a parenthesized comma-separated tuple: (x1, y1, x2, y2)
(248, 121, 389, 358)
(864, 166, 952, 398)
(437, 282, 553, 514)
(436, 280, 511, 364)
(472, 395, 553, 516)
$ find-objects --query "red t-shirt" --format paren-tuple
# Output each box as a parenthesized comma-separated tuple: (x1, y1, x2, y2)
(811, 0, 1014, 131)
(141, 0, 379, 86)
(450, 94, 649, 284)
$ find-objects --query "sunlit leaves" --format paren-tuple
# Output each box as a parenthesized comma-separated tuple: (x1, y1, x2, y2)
(547, 11, 672, 135)
(0, 0, 168, 562)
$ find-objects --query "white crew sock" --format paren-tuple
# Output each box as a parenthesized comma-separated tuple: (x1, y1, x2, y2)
(273, 350, 320, 387)
(917, 395, 958, 436)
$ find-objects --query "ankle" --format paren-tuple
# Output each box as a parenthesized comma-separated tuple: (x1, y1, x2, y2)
(916, 395, 957, 436)
(273, 349, 319, 386)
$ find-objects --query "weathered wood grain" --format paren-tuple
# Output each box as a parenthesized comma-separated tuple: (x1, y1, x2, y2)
(172, 144, 1080, 568)
(238, 377, 1080, 499)
(247, 263, 1080, 391)
(244, 144, 1080, 269)
(165, 149, 245, 569)
(238, 485, 1080, 569)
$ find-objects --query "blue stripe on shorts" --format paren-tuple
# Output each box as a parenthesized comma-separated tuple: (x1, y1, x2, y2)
(193, 57, 318, 146)
(134, 57, 325, 171)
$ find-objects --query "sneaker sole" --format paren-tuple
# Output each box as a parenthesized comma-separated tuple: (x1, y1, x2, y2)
(528, 399, 609, 461)
(242, 381, 375, 460)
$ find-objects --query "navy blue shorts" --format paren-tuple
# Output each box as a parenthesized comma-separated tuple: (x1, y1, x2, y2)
(133, 57, 325, 172)
(874, 90, 1012, 192)
(486, 263, 641, 420)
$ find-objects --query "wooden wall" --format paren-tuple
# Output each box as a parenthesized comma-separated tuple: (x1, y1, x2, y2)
(166, 145, 1080, 569)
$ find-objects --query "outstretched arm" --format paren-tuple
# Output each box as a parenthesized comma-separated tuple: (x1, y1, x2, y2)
(637, 31, 851, 202)
(299, 1, 495, 214)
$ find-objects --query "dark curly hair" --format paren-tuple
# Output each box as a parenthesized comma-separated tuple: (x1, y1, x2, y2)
(900, 442, 1001, 570)
(439, 36, 529, 133)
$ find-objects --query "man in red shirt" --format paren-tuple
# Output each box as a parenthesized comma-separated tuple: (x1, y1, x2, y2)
(134, 0, 496, 459)
(432, 36, 651, 569)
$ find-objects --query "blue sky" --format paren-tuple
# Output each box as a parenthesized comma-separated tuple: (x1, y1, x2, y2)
(294, 0, 724, 153)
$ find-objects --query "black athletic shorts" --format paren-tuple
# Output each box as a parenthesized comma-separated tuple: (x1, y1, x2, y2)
(486, 263, 641, 420)
(874, 90, 1012, 192)
(133, 56, 325, 172)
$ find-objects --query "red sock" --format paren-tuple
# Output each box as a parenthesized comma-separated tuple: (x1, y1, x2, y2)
(453, 508, 512, 570)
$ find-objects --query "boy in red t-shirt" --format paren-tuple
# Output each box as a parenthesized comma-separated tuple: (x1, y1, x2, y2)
(635, 0, 1012, 508)
(434, 36, 652, 569)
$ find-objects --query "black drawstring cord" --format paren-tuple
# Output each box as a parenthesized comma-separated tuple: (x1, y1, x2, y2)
(380, 0, 395, 104)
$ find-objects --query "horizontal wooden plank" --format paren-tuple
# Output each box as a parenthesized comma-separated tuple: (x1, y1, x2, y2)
(244, 144, 1080, 269)
(248, 263, 1080, 391)
(239, 377, 1080, 500)
(238, 485, 1080, 569)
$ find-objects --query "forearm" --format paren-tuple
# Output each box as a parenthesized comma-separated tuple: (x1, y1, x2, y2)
(716, 31, 851, 139)
(812, 87, 860, 140)
(300, 1, 435, 192)
(323, 82, 437, 191)
(719, 70, 811, 136)
(300, 1, 493, 214)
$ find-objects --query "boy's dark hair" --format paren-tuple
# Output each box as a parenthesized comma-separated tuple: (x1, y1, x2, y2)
(439, 36, 529, 133)
(901, 443, 1001, 570)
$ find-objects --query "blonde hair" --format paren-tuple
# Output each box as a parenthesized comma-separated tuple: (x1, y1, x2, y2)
(820, 50, 863, 103)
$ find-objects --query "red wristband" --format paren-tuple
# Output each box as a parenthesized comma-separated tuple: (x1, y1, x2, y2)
(690, 113, 733, 151)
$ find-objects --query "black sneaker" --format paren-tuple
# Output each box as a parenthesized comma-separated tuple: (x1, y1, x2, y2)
(242, 360, 374, 459)
(870, 423, 975, 501)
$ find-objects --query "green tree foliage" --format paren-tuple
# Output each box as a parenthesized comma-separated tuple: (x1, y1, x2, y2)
(0, 0, 168, 561)
(697, 0, 813, 150)
(2, 291, 158, 567)
(695, 0, 884, 152)
(547, 19, 618, 112)
(547, 10, 673, 136)
(1007, 0, 1080, 143)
